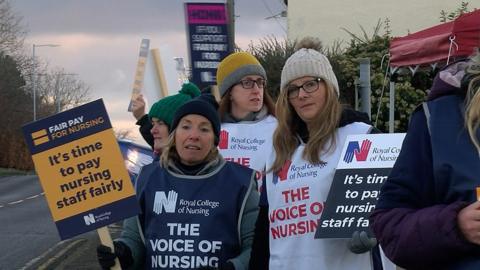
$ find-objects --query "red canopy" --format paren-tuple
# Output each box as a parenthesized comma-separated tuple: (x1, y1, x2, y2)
(390, 9, 480, 67)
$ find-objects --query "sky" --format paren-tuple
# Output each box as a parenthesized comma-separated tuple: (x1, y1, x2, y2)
(11, 0, 288, 144)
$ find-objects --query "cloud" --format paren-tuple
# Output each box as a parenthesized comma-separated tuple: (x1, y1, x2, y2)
(13, 0, 182, 35)
(14, 0, 286, 37)
(12, 0, 286, 145)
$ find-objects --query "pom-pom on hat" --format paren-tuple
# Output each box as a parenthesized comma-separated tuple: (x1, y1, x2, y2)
(148, 82, 201, 127)
(280, 37, 339, 97)
(171, 93, 221, 145)
(216, 51, 267, 97)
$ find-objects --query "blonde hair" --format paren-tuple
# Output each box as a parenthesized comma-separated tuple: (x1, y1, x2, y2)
(465, 51, 480, 153)
(270, 79, 341, 173)
(160, 129, 219, 167)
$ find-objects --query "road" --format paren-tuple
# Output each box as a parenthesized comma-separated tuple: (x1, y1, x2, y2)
(0, 174, 123, 270)
(0, 175, 62, 269)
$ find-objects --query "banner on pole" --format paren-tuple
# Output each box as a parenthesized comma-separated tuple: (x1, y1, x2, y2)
(23, 99, 140, 239)
(185, 2, 231, 89)
(128, 38, 150, 111)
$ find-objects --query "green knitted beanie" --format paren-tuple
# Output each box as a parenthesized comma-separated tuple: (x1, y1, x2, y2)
(148, 82, 201, 127)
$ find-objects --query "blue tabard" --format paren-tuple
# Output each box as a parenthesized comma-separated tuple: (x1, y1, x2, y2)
(427, 95, 480, 204)
(138, 161, 254, 270)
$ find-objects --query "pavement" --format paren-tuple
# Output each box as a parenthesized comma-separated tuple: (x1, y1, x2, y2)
(25, 222, 123, 270)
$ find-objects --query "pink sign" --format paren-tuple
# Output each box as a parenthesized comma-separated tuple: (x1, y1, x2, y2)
(186, 4, 227, 24)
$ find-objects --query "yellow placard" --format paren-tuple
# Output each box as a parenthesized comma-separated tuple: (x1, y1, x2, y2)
(32, 129, 135, 221)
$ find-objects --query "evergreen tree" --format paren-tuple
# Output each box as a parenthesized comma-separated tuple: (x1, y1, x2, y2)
(0, 52, 33, 169)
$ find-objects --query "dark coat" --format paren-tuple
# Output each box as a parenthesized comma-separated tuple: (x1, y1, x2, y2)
(371, 95, 480, 269)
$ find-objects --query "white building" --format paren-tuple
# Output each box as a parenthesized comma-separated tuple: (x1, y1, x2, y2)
(285, 0, 480, 46)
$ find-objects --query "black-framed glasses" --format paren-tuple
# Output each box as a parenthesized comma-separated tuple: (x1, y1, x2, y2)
(236, 78, 266, 89)
(286, 78, 322, 99)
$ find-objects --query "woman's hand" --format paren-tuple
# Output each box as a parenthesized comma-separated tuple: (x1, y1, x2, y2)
(131, 94, 146, 120)
(348, 231, 377, 254)
(457, 200, 480, 245)
(97, 241, 133, 269)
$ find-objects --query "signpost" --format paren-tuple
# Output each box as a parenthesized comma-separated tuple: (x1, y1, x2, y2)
(185, 2, 231, 89)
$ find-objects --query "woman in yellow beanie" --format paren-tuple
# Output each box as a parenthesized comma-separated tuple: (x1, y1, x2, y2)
(215, 51, 277, 186)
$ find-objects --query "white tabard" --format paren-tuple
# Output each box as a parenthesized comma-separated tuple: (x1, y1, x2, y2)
(219, 115, 277, 184)
(265, 122, 373, 270)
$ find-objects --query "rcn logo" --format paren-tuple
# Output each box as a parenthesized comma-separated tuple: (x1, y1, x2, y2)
(84, 213, 95, 226)
(273, 160, 292, 184)
(153, 190, 178, 214)
(218, 130, 229, 149)
(343, 139, 372, 163)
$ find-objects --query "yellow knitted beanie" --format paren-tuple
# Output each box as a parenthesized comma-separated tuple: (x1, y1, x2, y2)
(216, 52, 266, 97)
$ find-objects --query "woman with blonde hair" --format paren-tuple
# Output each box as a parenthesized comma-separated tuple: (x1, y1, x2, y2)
(250, 37, 379, 269)
(98, 95, 259, 270)
(371, 51, 480, 269)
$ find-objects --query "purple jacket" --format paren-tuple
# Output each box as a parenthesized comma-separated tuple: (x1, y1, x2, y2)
(371, 204, 478, 269)
(370, 94, 480, 269)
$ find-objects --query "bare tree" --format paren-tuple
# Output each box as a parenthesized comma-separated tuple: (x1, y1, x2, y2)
(0, 0, 26, 56)
(36, 68, 91, 115)
(0, 0, 32, 84)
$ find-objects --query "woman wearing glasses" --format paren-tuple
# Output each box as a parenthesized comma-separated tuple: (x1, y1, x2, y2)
(215, 52, 277, 187)
(249, 37, 380, 269)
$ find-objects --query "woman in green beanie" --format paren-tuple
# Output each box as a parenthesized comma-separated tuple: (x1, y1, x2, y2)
(131, 82, 201, 154)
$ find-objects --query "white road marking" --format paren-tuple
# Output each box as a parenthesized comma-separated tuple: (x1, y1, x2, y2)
(0, 193, 44, 208)
(8, 200, 23, 205)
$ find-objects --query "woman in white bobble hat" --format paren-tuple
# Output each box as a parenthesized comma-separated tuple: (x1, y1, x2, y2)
(249, 37, 382, 270)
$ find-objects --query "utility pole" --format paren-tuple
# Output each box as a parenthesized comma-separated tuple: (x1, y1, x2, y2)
(54, 73, 60, 113)
(358, 58, 371, 119)
(54, 73, 77, 113)
(227, 0, 235, 53)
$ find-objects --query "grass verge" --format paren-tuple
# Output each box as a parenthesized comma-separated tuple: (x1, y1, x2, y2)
(0, 167, 32, 177)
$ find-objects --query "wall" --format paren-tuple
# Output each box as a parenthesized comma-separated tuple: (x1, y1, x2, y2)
(287, 0, 480, 46)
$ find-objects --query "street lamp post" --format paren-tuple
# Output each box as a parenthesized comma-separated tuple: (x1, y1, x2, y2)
(32, 43, 60, 121)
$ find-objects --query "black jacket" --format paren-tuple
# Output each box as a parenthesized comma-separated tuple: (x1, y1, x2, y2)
(136, 114, 154, 149)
